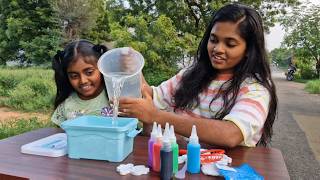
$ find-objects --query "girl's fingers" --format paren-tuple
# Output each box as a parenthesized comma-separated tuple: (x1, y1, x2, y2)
(119, 97, 136, 104)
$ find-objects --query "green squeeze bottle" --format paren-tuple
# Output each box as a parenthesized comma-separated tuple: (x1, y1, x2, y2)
(169, 125, 179, 174)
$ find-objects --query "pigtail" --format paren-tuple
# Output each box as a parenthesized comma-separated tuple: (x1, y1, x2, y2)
(53, 50, 64, 69)
(93, 44, 108, 56)
(52, 50, 71, 109)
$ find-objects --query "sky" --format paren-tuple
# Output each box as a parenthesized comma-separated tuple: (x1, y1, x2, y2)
(265, 0, 319, 51)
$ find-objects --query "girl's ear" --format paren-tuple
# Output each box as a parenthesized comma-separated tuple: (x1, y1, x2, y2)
(93, 44, 109, 55)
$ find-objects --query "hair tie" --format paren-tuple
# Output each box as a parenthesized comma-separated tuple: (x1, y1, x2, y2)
(93, 44, 108, 55)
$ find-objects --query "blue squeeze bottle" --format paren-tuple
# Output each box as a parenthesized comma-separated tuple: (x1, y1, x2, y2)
(148, 122, 157, 168)
(187, 125, 201, 174)
(160, 123, 173, 180)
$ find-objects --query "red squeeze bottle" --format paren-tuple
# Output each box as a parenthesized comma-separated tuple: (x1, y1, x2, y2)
(152, 124, 163, 172)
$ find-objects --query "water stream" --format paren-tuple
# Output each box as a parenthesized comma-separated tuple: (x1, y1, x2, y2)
(109, 72, 131, 126)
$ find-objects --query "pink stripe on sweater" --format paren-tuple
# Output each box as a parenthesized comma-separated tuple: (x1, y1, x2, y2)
(237, 98, 267, 118)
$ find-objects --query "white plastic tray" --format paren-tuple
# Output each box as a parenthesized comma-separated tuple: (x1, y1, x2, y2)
(21, 133, 67, 157)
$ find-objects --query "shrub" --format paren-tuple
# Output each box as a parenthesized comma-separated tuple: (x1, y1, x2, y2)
(144, 68, 177, 86)
(305, 80, 320, 94)
(6, 77, 55, 112)
(0, 71, 25, 96)
(296, 61, 317, 79)
(0, 68, 55, 112)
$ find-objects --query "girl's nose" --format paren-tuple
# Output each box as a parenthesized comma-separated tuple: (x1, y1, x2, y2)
(79, 75, 88, 84)
(213, 43, 224, 54)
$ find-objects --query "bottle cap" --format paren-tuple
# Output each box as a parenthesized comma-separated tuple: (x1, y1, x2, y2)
(162, 123, 171, 151)
(156, 124, 163, 143)
(189, 125, 199, 144)
(150, 122, 157, 140)
(164, 122, 170, 137)
(169, 125, 177, 143)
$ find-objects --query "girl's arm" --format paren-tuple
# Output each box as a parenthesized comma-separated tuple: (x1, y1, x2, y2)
(119, 89, 243, 148)
(141, 73, 152, 97)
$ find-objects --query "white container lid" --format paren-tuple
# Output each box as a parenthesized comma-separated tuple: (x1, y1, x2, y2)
(21, 133, 67, 157)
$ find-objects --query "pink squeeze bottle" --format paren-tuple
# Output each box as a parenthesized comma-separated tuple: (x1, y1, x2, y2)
(148, 122, 157, 168)
(152, 124, 163, 172)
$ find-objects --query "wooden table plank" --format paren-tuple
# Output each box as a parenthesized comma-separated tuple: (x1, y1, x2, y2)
(0, 128, 290, 180)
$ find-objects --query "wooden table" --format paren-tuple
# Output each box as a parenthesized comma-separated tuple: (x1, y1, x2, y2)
(0, 128, 290, 180)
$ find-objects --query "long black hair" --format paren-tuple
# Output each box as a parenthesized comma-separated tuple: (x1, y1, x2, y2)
(173, 4, 277, 146)
(52, 39, 108, 109)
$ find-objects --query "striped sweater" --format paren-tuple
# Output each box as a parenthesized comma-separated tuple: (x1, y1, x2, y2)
(152, 69, 270, 147)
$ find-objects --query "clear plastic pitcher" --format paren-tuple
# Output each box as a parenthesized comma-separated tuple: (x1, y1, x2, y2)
(97, 47, 145, 99)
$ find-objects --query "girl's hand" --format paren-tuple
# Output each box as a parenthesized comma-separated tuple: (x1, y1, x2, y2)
(119, 47, 136, 73)
(118, 87, 157, 124)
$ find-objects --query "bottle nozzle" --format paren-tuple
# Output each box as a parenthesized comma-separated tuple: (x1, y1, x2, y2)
(157, 124, 163, 142)
(162, 123, 171, 151)
(164, 122, 170, 137)
(169, 125, 176, 143)
(189, 125, 199, 144)
(150, 122, 157, 140)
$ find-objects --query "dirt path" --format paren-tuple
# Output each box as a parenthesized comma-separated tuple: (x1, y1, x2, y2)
(0, 107, 50, 123)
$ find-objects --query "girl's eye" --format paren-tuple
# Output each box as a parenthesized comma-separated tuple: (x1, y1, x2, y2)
(226, 43, 237, 48)
(209, 35, 218, 43)
(68, 73, 79, 79)
(85, 70, 94, 76)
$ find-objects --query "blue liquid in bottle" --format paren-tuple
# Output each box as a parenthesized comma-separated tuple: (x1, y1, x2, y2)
(187, 125, 200, 174)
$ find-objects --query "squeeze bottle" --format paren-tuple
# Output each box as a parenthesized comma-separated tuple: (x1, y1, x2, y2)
(169, 125, 179, 174)
(152, 124, 163, 172)
(148, 122, 157, 168)
(160, 123, 173, 180)
(187, 125, 201, 174)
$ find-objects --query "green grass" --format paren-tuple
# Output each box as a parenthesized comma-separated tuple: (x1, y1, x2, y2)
(0, 117, 55, 140)
(0, 67, 55, 112)
(305, 80, 320, 94)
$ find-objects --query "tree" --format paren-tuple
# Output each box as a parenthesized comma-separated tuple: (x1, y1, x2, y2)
(281, 4, 320, 79)
(110, 14, 185, 84)
(269, 48, 292, 67)
(113, 0, 299, 36)
(0, 0, 61, 65)
(52, 0, 105, 41)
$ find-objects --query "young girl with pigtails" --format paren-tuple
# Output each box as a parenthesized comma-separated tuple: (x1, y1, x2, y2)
(51, 39, 111, 126)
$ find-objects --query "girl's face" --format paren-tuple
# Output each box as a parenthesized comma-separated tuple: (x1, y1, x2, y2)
(67, 57, 103, 100)
(207, 21, 247, 74)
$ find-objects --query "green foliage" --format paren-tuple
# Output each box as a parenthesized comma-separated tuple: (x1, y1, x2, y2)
(52, 0, 106, 40)
(20, 29, 61, 65)
(269, 48, 292, 67)
(280, 4, 320, 77)
(305, 80, 320, 94)
(0, 68, 55, 112)
(110, 14, 185, 74)
(296, 60, 317, 80)
(0, 0, 61, 65)
(144, 68, 177, 86)
(0, 117, 54, 140)
(84, 11, 111, 43)
(6, 77, 55, 112)
(106, 0, 298, 78)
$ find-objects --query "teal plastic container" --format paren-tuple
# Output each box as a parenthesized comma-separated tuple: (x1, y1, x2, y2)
(61, 115, 140, 162)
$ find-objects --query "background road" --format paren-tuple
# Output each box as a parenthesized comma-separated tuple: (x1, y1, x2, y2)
(271, 68, 320, 179)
